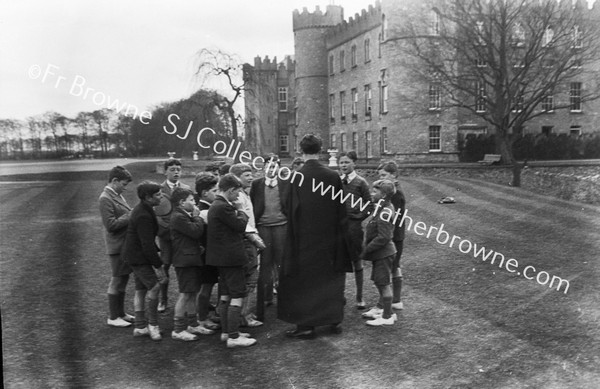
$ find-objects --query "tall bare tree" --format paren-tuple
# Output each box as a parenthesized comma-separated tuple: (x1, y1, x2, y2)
(195, 48, 245, 139)
(392, 0, 600, 185)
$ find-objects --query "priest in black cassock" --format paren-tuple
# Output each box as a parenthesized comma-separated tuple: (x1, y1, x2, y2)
(278, 134, 353, 339)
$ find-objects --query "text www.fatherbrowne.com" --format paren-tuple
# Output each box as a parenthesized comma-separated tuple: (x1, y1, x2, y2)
(311, 178, 570, 294)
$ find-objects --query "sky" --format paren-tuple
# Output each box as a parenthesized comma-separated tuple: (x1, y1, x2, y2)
(0, 0, 370, 121)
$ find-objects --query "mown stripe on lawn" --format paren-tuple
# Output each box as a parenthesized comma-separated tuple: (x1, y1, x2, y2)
(1, 181, 91, 387)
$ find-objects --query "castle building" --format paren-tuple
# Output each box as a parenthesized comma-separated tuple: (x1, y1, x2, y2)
(244, 0, 600, 161)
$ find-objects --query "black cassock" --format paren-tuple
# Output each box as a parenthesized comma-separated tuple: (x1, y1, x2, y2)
(277, 159, 353, 327)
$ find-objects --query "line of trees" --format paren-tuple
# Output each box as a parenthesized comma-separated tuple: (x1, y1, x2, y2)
(0, 89, 234, 160)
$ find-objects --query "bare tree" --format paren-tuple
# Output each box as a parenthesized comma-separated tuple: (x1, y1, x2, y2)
(0, 119, 21, 158)
(195, 48, 245, 139)
(391, 0, 600, 185)
(75, 111, 95, 154)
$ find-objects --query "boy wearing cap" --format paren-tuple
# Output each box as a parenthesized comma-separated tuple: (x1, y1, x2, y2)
(360, 179, 397, 326)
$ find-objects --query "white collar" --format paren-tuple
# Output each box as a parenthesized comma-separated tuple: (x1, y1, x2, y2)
(342, 171, 357, 182)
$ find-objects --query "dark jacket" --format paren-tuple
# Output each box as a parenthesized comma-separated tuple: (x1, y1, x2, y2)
(122, 201, 162, 267)
(154, 180, 191, 239)
(363, 201, 397, 261)
(170, 207, 205, 267)
(206, 195, 249, 267)
(250, 177, 288, 221)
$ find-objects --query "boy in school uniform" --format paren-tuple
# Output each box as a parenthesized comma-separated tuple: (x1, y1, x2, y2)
(122, 181, 167, 341)
(206, 173, 257, 348)
(338, 151, 371, 309)
(250, 155, 288, 308)
(99, 166, 134, 327)
(194, 172, 220, 330)
(154, 158, 191, 313)
(360, 179, 398, 326)
(377, 161, 406, 310)
(169, 187, 215, 341)
(229, 163, 266, 328)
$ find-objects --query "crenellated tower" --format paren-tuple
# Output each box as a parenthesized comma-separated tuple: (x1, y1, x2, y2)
(293, 5, 344, 149)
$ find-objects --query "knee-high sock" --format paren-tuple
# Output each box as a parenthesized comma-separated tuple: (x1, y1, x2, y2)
(118, 292, 126, 317)
(354, 268, 364, 302)
(147, 298, 159, 326)
(392, 277, 402, 303)
(227, 304, 242, 338)
(108, 294, 120, 320)
(134, 311, 146, 329)
(218, 301, 229, 335)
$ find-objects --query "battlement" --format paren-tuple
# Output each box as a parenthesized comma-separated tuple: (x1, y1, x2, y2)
(325, 1, 382, 49)
(250, 55, 295, 73)
(293, 5, 344, 31)
(252, 55, 279, 71)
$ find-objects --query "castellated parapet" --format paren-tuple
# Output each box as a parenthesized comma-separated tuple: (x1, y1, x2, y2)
(326, 1, 382, 48)
(293, 5, 344, 31)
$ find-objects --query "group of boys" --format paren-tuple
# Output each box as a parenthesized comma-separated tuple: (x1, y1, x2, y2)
(98, 151, 404, 350)
(99, 157, 290, 348)
(338, 152, 406, 327)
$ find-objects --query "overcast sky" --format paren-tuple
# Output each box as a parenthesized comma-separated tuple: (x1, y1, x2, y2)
(0, 0, 369, 121)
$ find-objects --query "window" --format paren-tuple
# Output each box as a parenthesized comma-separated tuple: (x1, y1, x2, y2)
(570, 82, 582, 112)
(341, 133, 347, 152)
(351, 44, 357, 67)
(542, 94, 554, 112)
(429, 83, 441, 110)
(364, 39, 370, 62)
(329, 94, 335, 123)
(570, 126, 582, 135)
(351, 88, 358, 120)
(278, 87, 288, 111)
(476, 81, 486, 112)
(475, 57, 487, 67)
(543, 28, 554, 47)
(340, 91, 346, 122)
(512, 22, 525, 46)
(329, 55, 334, 75)
(330, 133, 337, 149)
(572, 25, 582, 48)
(365, 84, 372, 118)
(541, 126, 553, 135)
(381, 84, 389, 113)
(381, 128, 388, 153)
(513, 94, 524, 113)
(366, 131, 373, 158)
(280, 135, 289, 153)
(476, 21, 485, 45)
(429, 126, 441, 151)
(431, 10, 440, 35)
(352, 132, 358, 151)
(340, 50, 345, 72)
(513, 48, 525, 68)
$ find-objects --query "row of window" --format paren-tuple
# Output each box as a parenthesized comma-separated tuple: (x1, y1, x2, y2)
(328, 34, 383, 75)
(326, 125, 442, 156)
(468, 81, 583, 113)
(329, 84, 389, 123)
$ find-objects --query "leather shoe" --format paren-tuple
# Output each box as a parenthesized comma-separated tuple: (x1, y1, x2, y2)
(330, 323, 342, 334)
(285, 327, 316, 339)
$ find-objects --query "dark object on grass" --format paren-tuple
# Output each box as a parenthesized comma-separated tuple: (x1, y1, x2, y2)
(438, 197, 456, 204)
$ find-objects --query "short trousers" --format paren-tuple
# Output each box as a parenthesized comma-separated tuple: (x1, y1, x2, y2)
(218, 266, 247, 299)
(109, 253, 131, 277)
(175, 266, 202, 293)
(131, 264, 158, 290)
(371, 255, 394, 286)
(244, 240, 258, 288)
(199, 264, 219, 285)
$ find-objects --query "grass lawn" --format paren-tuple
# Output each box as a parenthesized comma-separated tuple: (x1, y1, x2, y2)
(1, 160, 599, 388)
